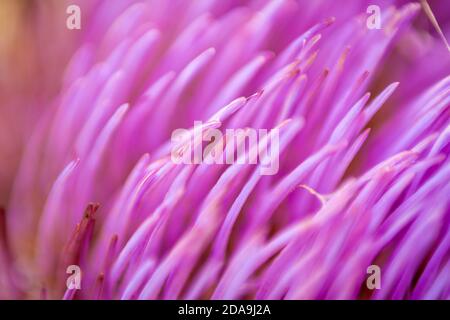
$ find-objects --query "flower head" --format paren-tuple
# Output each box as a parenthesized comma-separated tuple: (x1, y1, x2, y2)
(0, 0, 449, 300)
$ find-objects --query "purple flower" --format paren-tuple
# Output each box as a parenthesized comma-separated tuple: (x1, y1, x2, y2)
(0, 0, 449, 300)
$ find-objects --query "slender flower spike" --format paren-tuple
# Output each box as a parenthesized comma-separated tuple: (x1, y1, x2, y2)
(0, 0, 449, 300)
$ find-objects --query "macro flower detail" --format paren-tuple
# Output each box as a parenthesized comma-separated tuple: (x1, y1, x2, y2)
(0, 0, 449, 300)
